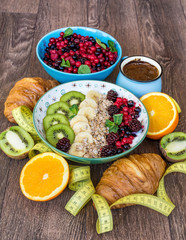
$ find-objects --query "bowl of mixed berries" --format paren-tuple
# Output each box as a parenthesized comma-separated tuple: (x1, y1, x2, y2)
(33, 81, 149, 164)
(36, 27, 122, 83)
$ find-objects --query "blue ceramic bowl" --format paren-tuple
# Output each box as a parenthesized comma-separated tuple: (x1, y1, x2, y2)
(36, 27, 122, 83)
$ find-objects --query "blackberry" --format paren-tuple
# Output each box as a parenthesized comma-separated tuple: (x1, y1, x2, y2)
(101, 145, 117, 157)
(106, 132, 119, 145)
(106, 90, 118, 102)
(129, 119, 142, 132)
(108, 105, 119, 116)
(56, 137, 71, 152)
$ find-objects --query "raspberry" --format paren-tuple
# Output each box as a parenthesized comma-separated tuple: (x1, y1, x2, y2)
(106, 132, 119, 145)
(56, 137, 71, 152)
(106, 90, 118, 102)
(101, 145, 117, 157)
(129, 119, 142, 132)
(108, 105, 119, 116)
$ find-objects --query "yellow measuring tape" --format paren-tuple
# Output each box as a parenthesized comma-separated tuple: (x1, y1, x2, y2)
(65, 161, 186, 234)
(28, 142, 52, 159)
(12, 106, 37, 135)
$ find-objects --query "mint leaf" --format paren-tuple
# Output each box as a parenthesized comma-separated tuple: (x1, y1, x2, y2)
(105, 119, 115, 128)
(69, 104, 79, 119)
(113, 114, 123, 125)
(109, 125, 118, 133)
(60, 59, 71, 68)
(108, 40, 117, 52)
(96, 38, 107, 50)
(78, 64, 91, 74)
(63, 28, 73, 38)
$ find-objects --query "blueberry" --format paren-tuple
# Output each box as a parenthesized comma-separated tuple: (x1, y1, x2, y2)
(110, 61, 115, 65)
(97, 48, 102, 52)
(45, 47, 50, 53)
(96, 63, 101, 68)
(123, 144, 130, 150)
(125, 130, 131, 135)
(62, 48, 66, 53)
(128, 100, 134, 107)
(72, 55, 78, 60)
(59, 66, 65, 71)
(95, 51, 100, 56)
(50, 44, 55, 49)
(66, 36, 71, 41)
(135, 107, 141, 113)
(117, 148, 123, 154)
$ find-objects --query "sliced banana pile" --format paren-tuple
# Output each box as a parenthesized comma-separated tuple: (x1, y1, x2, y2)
(69, 90, 101, 157)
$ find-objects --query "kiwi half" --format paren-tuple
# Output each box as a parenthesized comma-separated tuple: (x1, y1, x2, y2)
(47, 101, 71, 118)
(0, 126, 34, 159)
(60, 91, 85, 106)
(160, 132, 186, 162)
(43, 113, 69, 131)
(46, 124, 75, 147)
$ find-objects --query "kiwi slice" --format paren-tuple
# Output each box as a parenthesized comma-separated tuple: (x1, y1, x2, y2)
(160, 132, 186, 162)
(47, 101, 70, 118)
(60, 91, 85, 106)
(43, 114, 69, 132)
(0, 126, 34, 159)
(46, 123, 75, 147)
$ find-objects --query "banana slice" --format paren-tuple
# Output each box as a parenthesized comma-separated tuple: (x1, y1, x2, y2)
(79, 98, 98, 109)
(86, 90, 101, 103)
(72, 121, 91, 135)
(78, 107, 96, 120)
(69, 143, 85, 157)
(74, 132, 93, 144)
(70, 115, 88, 128)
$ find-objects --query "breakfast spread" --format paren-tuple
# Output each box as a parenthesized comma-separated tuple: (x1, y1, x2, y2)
(43, 28, 118, 74)
(0, 25, 185, 235)
(122, 59, 159, 81)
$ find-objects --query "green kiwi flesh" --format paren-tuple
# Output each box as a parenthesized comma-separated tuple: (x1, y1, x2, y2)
(0, 126, 34, 159)
(46, 124, 75, 147)
(43, 113, 69, 131)
(160, 132, 186, 162)
(47, 101, 70, 118)
(60, 91, 85, 106)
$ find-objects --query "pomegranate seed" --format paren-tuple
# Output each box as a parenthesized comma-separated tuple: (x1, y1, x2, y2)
(73, 68, 78, 73)
(76, 61, 81, 67)
(85, 60, 91, 66)
(116, 141, 122, 148)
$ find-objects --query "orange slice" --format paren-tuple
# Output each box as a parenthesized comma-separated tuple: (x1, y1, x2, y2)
(20, 152, 69, 201)
(140, 92, 179, 140)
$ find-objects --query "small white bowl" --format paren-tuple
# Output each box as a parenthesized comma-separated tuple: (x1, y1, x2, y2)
(33, 80, 149, 164)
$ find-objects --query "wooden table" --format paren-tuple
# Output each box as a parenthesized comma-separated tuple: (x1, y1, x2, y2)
(0, 0, 185, 239)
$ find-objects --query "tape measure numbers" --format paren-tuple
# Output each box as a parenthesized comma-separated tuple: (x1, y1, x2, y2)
(12, 106, 37, 135)
(92, 194, 113, 234)
(65, 180, 95, 216)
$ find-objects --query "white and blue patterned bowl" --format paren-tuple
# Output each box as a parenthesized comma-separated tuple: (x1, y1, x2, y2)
(33, 80, 149, 164)
(36, 27, 122, 83)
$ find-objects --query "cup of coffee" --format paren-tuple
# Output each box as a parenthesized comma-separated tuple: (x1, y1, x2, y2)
(116, 56, 162, 98)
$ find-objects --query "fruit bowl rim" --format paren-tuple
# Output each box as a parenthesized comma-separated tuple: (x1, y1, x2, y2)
(33, 80, 149, 164)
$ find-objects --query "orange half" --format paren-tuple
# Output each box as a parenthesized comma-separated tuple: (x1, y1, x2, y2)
(140, 92, 179, 139)
(20, 152, 69, 201)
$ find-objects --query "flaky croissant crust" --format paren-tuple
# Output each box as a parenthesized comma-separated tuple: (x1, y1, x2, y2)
(96, 153, 166, 208)
(4, 77, 59, 123)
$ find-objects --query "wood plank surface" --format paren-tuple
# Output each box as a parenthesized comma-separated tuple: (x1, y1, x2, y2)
(0, 0, 185, 239)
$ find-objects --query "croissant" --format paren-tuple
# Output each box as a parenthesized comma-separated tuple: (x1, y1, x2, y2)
(96, 153, 166, 208)
(4, 77, 59, 123)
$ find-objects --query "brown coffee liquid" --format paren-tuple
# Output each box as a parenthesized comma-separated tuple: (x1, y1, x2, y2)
(123, 59, 159, 81)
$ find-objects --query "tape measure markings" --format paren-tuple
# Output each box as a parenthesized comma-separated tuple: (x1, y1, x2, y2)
(110, 194, 174, 216)
(91, 194, 113, 234)
(65, 180, 95, 216)
(157, 161, 186, 204)
(12, 106, 37, 135)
